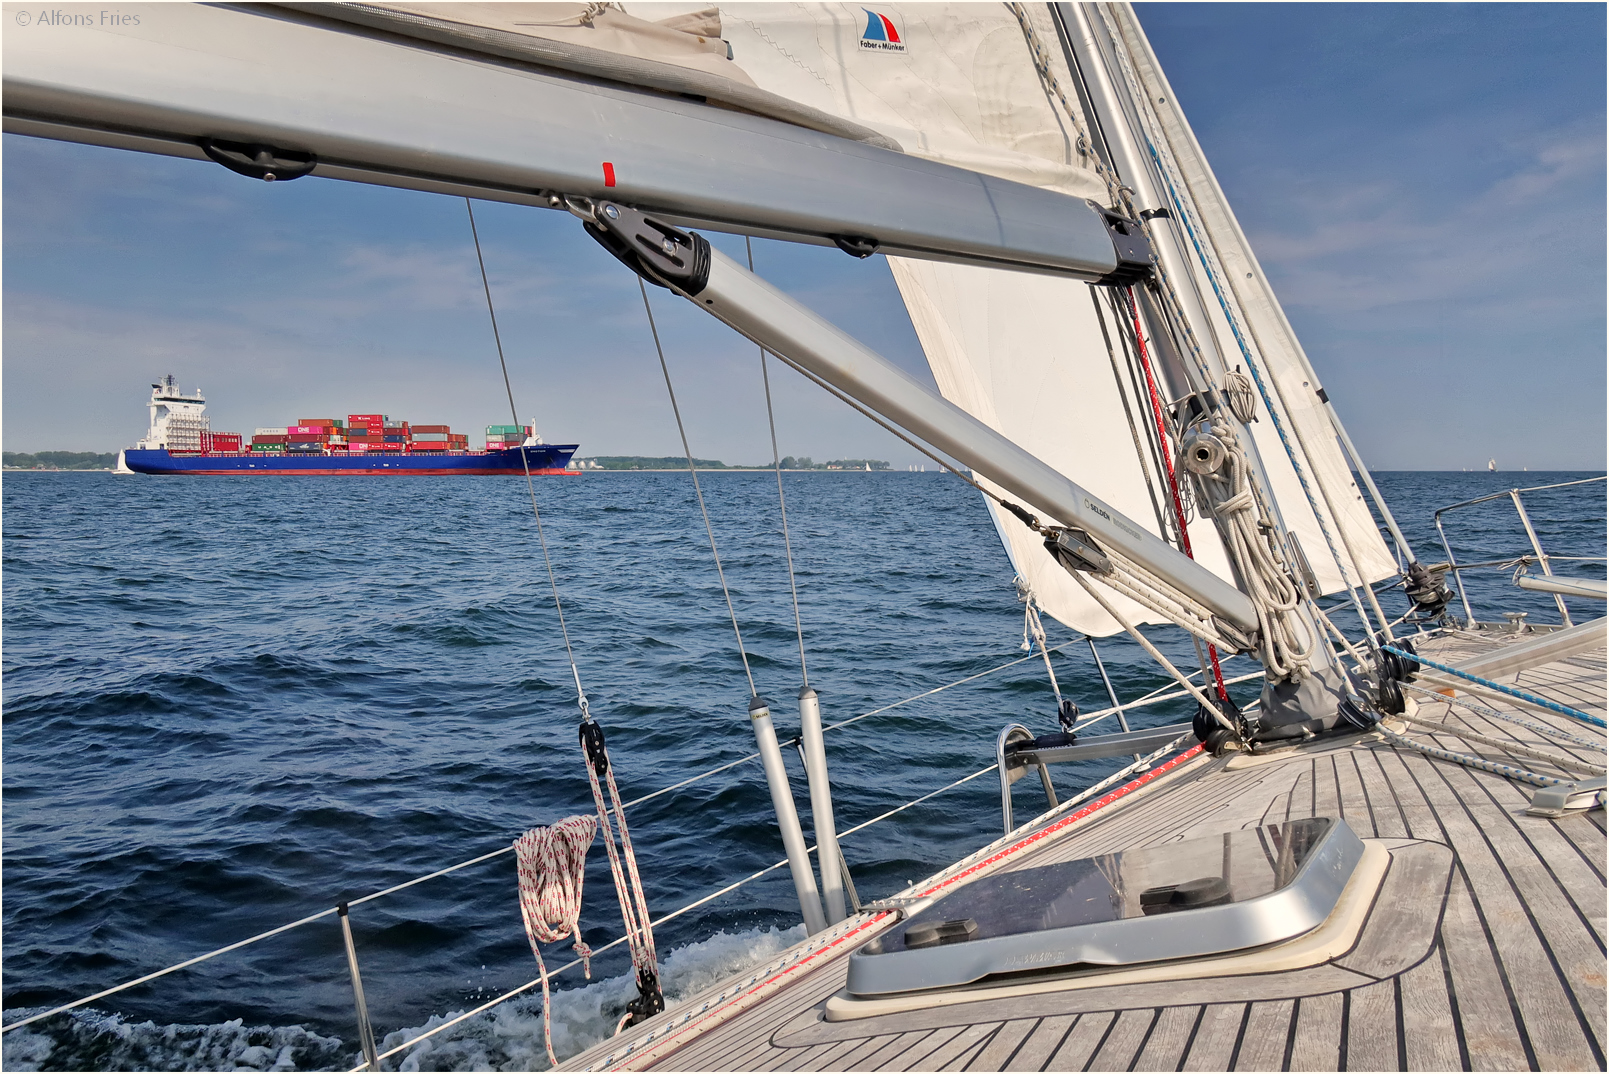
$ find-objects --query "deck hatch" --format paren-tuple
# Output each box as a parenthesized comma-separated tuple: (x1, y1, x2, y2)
(846, 816, 1363, 997)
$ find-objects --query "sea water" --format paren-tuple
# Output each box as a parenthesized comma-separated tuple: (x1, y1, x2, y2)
(3, 470, 1602, 1071)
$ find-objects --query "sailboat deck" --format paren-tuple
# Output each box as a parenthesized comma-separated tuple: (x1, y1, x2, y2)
(567, 631, 1606, 1072)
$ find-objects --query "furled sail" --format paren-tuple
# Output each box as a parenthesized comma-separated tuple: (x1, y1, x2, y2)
(703, 2, 1396, 634)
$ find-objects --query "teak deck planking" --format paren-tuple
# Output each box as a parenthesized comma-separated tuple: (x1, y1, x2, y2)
(565, 631, 1607, 1072)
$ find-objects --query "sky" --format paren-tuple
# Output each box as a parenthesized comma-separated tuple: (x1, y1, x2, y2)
(3, 3, 1604, 470)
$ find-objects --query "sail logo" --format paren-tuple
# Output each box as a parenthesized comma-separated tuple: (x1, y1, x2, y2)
(859, 8, 905, 52)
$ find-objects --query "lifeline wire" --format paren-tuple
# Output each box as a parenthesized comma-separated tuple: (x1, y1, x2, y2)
(748, 236, 811, 687)
(7, 641, 1248, 1043)
(465, 199, 589, 713)
(638, 278, 757, 696)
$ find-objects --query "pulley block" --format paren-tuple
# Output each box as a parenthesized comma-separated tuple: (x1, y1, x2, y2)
(583, 202, 711, 295)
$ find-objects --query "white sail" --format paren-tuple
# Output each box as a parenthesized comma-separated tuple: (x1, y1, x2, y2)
(712, 2, 1396, 633)
(1095, 5, 1397, 594)
(241, 0, 1395, 636)
(2, 1, 1397, 635)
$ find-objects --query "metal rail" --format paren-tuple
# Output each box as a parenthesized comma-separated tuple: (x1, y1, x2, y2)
(1433, 476, 1606, 626)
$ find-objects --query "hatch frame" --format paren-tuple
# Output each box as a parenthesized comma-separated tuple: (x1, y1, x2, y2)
(845, 816, 1365, 998)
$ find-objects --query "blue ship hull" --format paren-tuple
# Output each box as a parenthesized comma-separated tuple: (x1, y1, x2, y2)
(121, 445, 578, 475)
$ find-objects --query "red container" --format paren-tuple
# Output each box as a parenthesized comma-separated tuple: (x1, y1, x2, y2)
(411, 425, 451, 434)
(297, 419, 338, 426)
(347, 414, 385, 423)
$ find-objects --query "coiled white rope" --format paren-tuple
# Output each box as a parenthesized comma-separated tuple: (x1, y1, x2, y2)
(514, 815, 599, 1067)
(1189, 417, 1314, 681)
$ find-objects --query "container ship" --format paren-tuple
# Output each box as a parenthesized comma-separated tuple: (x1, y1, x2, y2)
(116, 377, 578, 476)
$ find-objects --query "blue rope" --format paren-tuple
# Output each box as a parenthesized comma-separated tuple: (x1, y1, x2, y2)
(1384, 645, 1606, 729)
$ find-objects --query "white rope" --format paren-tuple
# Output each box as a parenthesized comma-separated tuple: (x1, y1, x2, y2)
(514, 816, 598, 1067)
(1378, 726, 1571, 790)
(580, 730, 659, 1025)
(1188, 416, 1314, 681)
(1401, 680, 1604, 750)
(1016, 581, 1066, 711)
(1095, 556, 1237, 652)
(1312, 603, 1369, 668)
(1400, 715, 1605, 776)
(1066, 569, 1232, 730)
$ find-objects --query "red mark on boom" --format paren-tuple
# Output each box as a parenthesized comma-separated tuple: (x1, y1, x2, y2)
(602, 162, 616, 187)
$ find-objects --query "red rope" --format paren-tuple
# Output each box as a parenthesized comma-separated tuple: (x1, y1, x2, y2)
(1124, 288, 1229, 701)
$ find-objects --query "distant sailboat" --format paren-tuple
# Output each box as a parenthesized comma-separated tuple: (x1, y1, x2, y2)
(1489, 458, 1498, 472)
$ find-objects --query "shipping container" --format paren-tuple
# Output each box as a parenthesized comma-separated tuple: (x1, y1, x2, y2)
(297, 419, 341, 427)
(411, 425, 451, 434)
(254, 427, 289, 436)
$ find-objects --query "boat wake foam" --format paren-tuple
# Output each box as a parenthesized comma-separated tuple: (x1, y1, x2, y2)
(381, 924, 807, 1072)
(0, 1011, 347, 1072)
(1, 924, 806, 1072)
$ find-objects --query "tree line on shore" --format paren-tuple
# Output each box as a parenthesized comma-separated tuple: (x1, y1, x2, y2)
(580, 455, 890, 470)
(3, 451, 118, 470)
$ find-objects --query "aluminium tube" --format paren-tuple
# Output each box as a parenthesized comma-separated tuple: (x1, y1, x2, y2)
(1102, 3, 1420, 573)
(797, 687, 847, 924)
(690, 248, 1261, 634)
(748, 696, 827, 935)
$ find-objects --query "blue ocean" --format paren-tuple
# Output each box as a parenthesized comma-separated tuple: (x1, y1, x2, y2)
(3, 469, 1602, 1071)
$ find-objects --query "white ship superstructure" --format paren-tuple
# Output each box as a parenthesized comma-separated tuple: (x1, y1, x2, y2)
(135, 374, 208, 451)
